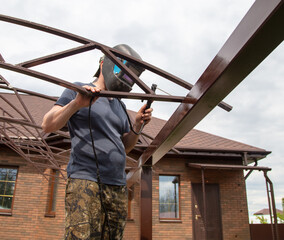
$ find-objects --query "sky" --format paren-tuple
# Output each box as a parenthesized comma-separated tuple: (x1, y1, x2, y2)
(1, 0, 283, 221)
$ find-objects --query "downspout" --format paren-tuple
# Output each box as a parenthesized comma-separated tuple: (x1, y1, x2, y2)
(201, 168, 207, 240)
(263, 170, 279, 240)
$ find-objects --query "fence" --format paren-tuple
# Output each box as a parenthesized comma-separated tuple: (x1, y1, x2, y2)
(250, 224, 284, 240)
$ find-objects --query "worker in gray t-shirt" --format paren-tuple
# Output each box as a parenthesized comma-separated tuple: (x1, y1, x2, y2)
(42, 44, 153, 240)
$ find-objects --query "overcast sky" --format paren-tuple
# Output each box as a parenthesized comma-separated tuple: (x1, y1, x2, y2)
(1, 0, 283, 220)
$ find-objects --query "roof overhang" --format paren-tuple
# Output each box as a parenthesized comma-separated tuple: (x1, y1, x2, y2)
(133, 145, 270, 162)
(187, 163, 271, 171)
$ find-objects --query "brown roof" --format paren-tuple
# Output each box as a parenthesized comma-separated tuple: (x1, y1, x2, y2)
(128, 110, 267, 153)
(0, 92, 55, 125)
(254, 208, 283, 215)
(1, 92, 269, 154)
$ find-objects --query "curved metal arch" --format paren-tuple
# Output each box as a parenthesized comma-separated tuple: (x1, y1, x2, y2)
(0, 14, 232, 111)
(0, 61, 194, 103)
(0, 74, 68, 180)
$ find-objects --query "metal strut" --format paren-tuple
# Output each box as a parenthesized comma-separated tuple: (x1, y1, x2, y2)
(264, 170, 279, 240)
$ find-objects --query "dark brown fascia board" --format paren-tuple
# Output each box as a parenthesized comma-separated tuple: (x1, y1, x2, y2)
(132, 145, 270, 161)
(174, 147, 271, 156)
(187, 162, 271, 171)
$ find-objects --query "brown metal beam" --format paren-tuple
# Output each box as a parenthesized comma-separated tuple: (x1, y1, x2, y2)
(0, 14, 92, 44)
(0, 83, 57, 101)
(127, 0, 283, 185)
(140, 166, 152, 240)
(0, 131, 49, 179)
(18, 43, 98, 68)
(0, 116, 42, 129)
(264, 171, 279, 240)
(0, 77, 68, 179)
(0, 61, 196, 103)
(0, 13, 232, 111)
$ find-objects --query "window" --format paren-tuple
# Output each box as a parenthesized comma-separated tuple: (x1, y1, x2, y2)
(0, 166, 18, 214)
(159, 175, 180, 219)
(45, 169, 59, 217)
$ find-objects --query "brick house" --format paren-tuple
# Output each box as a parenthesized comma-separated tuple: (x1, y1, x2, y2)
(0, 93, 271, 240)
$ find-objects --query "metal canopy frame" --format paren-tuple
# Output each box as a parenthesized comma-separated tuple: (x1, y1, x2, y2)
(126, 0, 284, 187)
(0, 11, 232, 182)
(0, 0, 282, 183)
(0, 15, 232, 108)
(0, 1, 283, 239)
(0, 75, 70, 180)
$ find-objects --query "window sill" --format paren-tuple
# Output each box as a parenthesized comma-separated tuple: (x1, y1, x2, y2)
(45, 213, 56, 218)
(159, 219, 182, 223)
(127, 218, 135, 222)
(0, 212, 12, 216)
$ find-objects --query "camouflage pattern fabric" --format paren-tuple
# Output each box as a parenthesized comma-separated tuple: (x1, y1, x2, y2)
(64, 178, 127, 240)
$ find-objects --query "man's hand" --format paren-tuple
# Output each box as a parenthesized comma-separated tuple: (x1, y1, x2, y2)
(133, 104, 153, 132)
(122, 104, 153, 154)
(73, 85, 101, 109)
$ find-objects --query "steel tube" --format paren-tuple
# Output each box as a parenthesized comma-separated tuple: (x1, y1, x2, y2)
(0, 13, 232, 111)
(127, 0, 284, 185)
(264, 171, 279, 240)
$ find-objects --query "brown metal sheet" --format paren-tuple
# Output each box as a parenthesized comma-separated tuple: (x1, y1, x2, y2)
(126, 0, 283, 185)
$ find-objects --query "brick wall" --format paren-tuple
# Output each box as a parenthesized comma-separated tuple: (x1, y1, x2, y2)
(124, 183, 141, 240)
(1, 146, 251, 240)
(0, 147, 66, 240)
(150, 157, 251, 240)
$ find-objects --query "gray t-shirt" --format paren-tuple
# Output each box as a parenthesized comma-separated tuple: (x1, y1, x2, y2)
(56, 82, 130, 185)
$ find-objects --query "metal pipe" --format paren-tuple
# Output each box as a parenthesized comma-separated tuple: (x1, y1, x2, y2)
(264, 170, 279, 240)
(0, 61, 195, 103)
(127, 0, 284, 185)
(243, 152, 248, 165)
(0, 13, 232, 111)
(0, 84, 58, 101)
(201, 168, 207, 239)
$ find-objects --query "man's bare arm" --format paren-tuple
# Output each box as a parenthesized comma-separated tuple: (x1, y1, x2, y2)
(42, 102, 79, 133)
(42, 85, 101, 133)
(122, 104, 153, 154)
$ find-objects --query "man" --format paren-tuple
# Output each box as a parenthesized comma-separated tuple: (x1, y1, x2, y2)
(42, 44, 153, 240)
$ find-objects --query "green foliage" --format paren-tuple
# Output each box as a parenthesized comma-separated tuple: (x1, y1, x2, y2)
(279, 197, 284, 223)
(255, 215, 268, 224)
(277, 212, 284, 223)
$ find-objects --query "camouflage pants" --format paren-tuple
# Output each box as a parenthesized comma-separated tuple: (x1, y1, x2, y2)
(64, 178, 127, 240)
